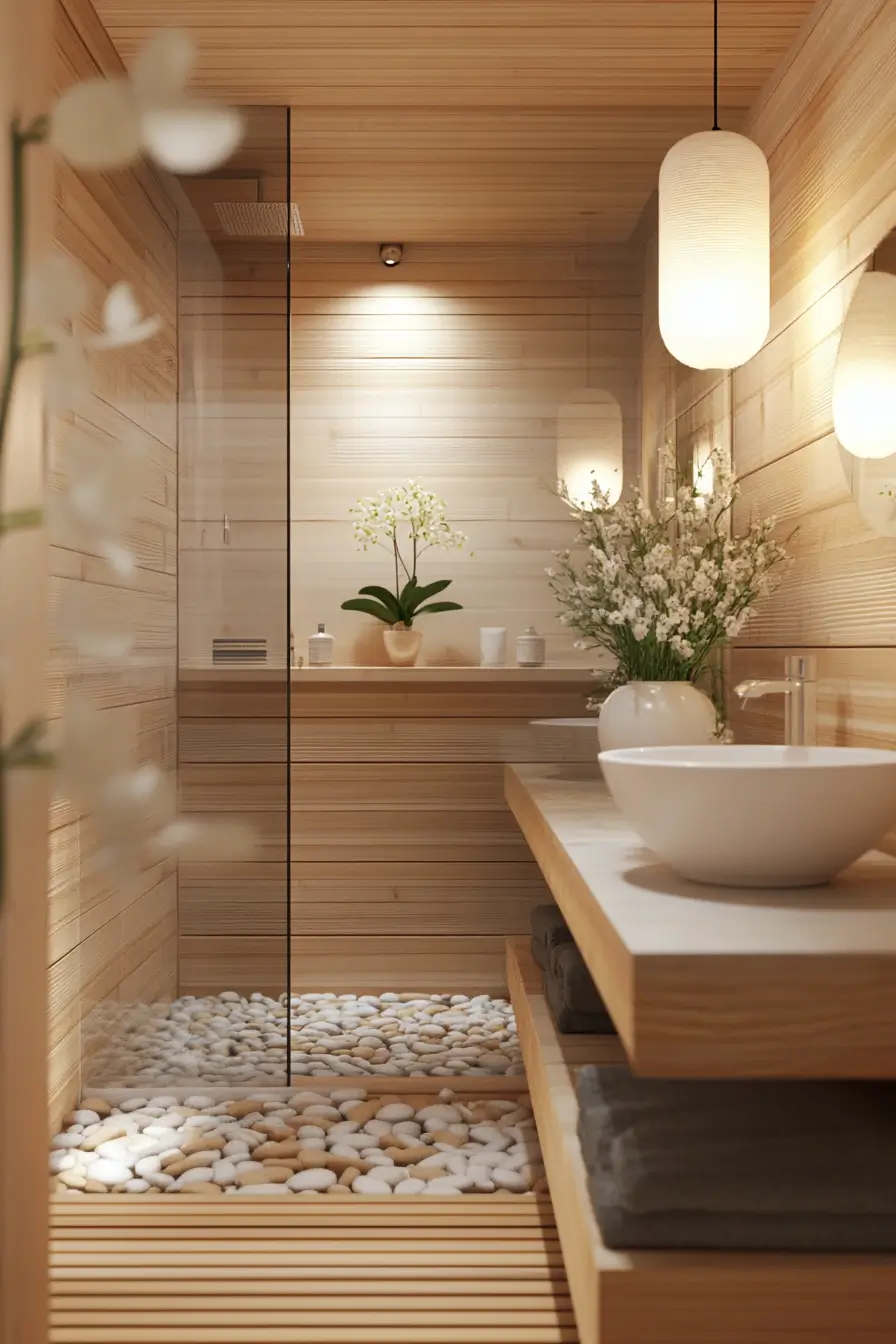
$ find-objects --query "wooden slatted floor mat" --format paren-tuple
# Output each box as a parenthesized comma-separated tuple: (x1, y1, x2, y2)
(51, 1196, 578, 1343)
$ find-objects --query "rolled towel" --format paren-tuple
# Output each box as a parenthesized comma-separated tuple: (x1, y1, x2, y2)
(530, 904, 574, 970)
(578, 1066, 896, 1250)
(545, 943, 614, 1032)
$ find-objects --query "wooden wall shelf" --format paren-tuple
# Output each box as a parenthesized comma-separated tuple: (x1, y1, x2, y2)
(506, 764, 896, 1078)
(507, 938, 896, 1344)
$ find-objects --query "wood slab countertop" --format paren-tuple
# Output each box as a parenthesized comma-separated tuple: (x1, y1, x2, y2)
(505, 762, 896, 1078)
(179, 665, 597, 685)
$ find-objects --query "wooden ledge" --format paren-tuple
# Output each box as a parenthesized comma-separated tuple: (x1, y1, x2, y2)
(507, 938, 896, 1344)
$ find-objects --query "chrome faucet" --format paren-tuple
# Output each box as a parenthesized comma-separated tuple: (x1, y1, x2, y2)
(734, 654, 818, 746)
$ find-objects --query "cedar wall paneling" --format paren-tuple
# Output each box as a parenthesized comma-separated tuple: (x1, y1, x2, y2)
(48, 0, 178, 1123)
(639, 1, 896, 860)
(177, 673, 596, 996)
(291, 243, 641, 667)
(1, 0, 52, 1335)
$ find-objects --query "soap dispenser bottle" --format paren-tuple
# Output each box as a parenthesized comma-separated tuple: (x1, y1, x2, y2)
(308, 623, 334, 667)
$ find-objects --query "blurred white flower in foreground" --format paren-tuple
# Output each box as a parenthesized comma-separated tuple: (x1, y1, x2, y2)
(50, 28, 244, 173)
(49, 425, 148, 577)
(151, 819, 258, 862)
(89, 283, 162, 351)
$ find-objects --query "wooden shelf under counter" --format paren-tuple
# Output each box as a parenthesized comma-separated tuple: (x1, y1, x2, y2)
(506, 763, 896, 1078)
(506, 938, 896, 1344)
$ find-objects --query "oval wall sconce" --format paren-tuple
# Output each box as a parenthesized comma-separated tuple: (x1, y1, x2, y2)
(557, 389, 624, 507)
(833, 269, 896, 460)
(657, 2, 770, 371)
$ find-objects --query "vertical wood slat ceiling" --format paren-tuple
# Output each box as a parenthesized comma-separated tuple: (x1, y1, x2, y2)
(97, 0, 818, 243)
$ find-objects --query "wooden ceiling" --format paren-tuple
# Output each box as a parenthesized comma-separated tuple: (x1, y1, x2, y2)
(99, 0, 819, 243)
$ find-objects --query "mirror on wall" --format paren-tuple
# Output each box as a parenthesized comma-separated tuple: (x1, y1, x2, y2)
(556, 388, 624, 506)
(839, 228, 896, 535)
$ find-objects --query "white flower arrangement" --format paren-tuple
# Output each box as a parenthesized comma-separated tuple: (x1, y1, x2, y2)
(342, 480, 469, 628)
(549, 448, 789, 687)
(0, 29, 253, 905)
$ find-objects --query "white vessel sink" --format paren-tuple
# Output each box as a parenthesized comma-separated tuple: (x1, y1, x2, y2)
(598, 745, 896, 887)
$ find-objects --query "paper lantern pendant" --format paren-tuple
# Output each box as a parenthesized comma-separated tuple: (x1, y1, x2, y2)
(658, 129, 770, 371)
(833, 270, 896, 460)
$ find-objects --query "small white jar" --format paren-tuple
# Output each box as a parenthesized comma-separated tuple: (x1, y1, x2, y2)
(479, 626, 507, 667)
(516, 626, 546, 667)
(308, 623, 334, 666)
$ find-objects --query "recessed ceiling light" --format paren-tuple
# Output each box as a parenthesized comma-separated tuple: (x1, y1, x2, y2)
(379, 243, 404, 267)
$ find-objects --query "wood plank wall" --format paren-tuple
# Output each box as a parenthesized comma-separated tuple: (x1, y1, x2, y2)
(179, 239, 643, 669)
(48, 0, 179, 1124)
(178, 673, 596, 995)
(638, 1, 896, 863)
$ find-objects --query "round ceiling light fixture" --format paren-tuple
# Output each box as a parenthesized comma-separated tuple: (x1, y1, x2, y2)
(658, 1, 770, 371)
(379, 243, 404, 267)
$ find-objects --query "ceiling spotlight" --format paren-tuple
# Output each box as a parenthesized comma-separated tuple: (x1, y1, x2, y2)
(379, 243, 404, 267)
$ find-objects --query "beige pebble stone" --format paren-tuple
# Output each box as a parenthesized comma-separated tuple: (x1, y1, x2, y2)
(343, 1100, 380, 1125)
(382, 1145, 432, 1167)
(83, 1179, 110, 1193)
(79, 1098, 112, 1118)
(429, 1129, 464, 1147)
(227, 1099, 267, 1119)
(80, 1124, 129, 1152)
(326, 1183, 354, 1195)
(178, 1182, 223, 1196)
(252, 1123, 294, 1142)
(324, 1153, 365, 1176)
(238, 1168, 285, 1187)
(297, 1150, 330, 1169)
(57, 1170, 87, 1189)
(253, 1140, 300, 1161)
(338, 1165, 361, 1187)
(181, 1135, 225, 1157)
(407, 1165, 448, 1182)
(164, 1153, 222, 1178)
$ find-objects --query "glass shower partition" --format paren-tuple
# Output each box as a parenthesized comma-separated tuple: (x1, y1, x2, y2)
(174, 106, 292, 1090)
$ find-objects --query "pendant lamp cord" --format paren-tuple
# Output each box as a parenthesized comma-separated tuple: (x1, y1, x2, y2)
(712, 0, 720, 129)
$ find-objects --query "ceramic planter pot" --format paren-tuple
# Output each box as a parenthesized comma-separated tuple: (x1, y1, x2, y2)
(597, 680, 717, 752)
(383, 624, 423, 666)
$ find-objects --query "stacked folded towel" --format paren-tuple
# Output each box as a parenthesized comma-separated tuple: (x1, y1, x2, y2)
(531, 905, 615, 1034)
(578, 1065, 896, 1251)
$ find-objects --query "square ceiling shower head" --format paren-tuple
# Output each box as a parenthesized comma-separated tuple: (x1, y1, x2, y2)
(214, 201, 304, 237)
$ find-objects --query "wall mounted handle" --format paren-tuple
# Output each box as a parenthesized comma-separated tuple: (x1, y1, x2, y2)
(223, 513, 230, 545)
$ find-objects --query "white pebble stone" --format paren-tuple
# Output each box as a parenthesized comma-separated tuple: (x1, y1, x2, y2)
(287, 1169, 337, 1192)
(424, 1179, 464, 1195)
(375, 1167, 411, 1188)
(212, 1161, 238, 1186)
(417, 1104, 463, 1123)
(134, 1156, 162, 1177)
(361, 1152, 394, 1168)
(119, 1099, 149, 1113)
(326, 1133, 369, 1151)
(234, 1160, 263, 1174)
(376, 1103, 415, 1122)
(362, 1120, 393, 1137)
(70, 1109, 102, 1125)
(301, 1105, 341, 1120)
(184, 1095, 216, 1109)
(125, 1179, 150, 1193)
(393, 1178, 426, 1195)
(352, 1175, 393, 1195)
(88, 1159, 133, 1185)
(49, 1152, 77, 1174)
(52, 1134, 84, 1150)
(144, 1172, 175, 1190)
(223, 1141, 250, 1158)
(493, 1168, 528, 1192)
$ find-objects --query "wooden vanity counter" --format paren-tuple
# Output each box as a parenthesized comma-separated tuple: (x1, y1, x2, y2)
(506, 762, 896, 1078)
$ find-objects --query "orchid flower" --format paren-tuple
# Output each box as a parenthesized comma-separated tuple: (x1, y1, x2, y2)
(49, 425, 148, 578)
(50, 28, 244, 174)
(89, 283, 163, 350)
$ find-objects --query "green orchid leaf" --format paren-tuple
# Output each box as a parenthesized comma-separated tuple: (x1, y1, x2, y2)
(413, 600, 463, 616)
(358, 585, 402, 619)
(404, 578, 453, 614)
(340, 597, 396, 624)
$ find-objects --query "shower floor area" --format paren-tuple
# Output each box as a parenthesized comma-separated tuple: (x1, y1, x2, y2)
(85, 991, 523, 1087)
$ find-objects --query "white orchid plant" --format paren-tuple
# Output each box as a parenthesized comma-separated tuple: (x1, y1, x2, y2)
(0, 29, 251, 906)
(549, 448, 789, 692)
(342, 480, 469, 628)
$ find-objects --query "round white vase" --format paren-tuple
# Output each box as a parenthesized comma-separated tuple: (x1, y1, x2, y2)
(383, 624, 423, 666)
(597, 681, 717, 752)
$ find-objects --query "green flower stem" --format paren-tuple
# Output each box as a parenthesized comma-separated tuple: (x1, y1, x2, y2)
(0, 506, 43, 534)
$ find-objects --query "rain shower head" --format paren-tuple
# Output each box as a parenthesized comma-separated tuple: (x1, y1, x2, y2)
(214, 201, 304, 238)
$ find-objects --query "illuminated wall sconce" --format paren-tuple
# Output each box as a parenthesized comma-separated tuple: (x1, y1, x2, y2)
(379, 243, 404, 267)
(833, 270, 896, 459)
(557, 390, 624, 507)
(657, 1, 770, 371)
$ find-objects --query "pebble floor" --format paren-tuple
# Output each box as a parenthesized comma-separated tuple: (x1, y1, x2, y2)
(84, 991, 524, 1084)
(50, 1087, 545, 1197)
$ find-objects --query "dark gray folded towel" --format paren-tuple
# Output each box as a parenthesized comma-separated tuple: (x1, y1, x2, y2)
(578, 1066, 896, 1250)
(548, 941, 612, 1018)
(530, 905, 574, 970)
(545, 960, 615, 1034)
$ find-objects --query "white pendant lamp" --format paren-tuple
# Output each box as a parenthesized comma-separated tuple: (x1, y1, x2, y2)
(833, 270, 896, 459)
(658, 1, 770, 371)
